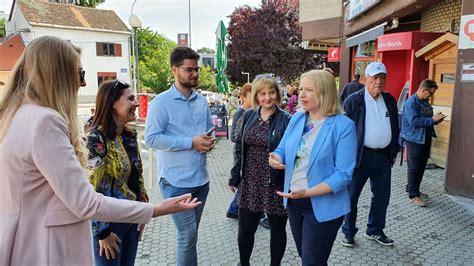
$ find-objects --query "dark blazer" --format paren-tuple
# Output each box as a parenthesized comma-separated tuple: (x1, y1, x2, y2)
(229, 106, 291, 187)
(343, 88, 400, 168)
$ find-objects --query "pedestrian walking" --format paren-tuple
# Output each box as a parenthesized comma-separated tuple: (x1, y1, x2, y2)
(227, 83, 253, 219)
(401, 79, 446, 207)
(229, 76, 291, 266)
(86, 80, 150, 265)
(144, 46, 215, 266)
(341, 61, 400, 247)
(340, 74, 364, 103)
(0, 36, 200, 266)
(270, 70, 357, 265)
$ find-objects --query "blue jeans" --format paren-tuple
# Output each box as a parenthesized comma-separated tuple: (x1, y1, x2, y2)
(406, 139, 431, 198)
(159, 178, 209, 266)
(342, 149, 392, 237)
(93, 223, 139, 266)
(227, 189, 239, 215)
(287, 198, 342, 266)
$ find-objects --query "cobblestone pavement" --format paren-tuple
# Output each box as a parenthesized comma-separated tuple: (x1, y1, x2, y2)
(135, 138, 474, 265)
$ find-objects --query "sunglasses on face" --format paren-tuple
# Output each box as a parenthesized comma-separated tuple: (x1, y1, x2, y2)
(424, 89, 435, 96)
(78, 69, 85, 83)
(179, 66, 201, 74)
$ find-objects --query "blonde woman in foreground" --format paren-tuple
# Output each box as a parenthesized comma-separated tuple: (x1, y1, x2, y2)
(0, 36, 200, 265)
(270, 70, 357, 265)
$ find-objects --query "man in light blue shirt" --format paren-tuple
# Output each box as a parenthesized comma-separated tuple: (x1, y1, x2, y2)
(145, 47, 215, 266)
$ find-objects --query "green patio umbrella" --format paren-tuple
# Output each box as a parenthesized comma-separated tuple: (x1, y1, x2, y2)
(215, 20, 229, 93)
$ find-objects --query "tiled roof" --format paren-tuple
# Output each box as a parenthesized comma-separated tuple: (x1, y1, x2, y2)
(16, 0, 130, 33)
(0, 33, 25, 71)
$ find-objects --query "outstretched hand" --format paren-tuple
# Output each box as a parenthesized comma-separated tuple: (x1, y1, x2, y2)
(268, 153, 285, 169)
(153, 193, 201, 217)
(276, 190, 307, 199)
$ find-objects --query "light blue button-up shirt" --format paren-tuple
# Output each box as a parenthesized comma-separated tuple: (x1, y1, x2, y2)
(144, 85, 212, 188)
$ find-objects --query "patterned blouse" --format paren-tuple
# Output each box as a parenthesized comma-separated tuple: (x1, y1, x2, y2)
(87, 127, 149, 239)
(238, 118, 286, 216)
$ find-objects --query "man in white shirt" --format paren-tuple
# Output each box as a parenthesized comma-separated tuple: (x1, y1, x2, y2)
(341, 62, 400, 247)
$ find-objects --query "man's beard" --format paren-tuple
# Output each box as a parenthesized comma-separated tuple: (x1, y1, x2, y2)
(178, 76, 198, 89)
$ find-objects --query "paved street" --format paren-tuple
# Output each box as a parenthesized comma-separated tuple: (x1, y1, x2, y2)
(135, 137, 473, 265)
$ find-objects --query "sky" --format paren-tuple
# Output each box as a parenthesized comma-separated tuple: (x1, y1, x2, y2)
(0, 0, 262, 49)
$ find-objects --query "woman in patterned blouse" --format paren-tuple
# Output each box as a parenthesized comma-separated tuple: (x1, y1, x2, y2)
(87, 80, 148, 265)
(229, 76, 291, 266)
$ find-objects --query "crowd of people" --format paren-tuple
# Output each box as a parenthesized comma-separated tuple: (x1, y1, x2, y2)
(0, 36, 447, 266)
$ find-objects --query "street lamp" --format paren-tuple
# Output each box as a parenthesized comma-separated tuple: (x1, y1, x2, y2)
(241, 71, 250, 83)
(129, 14, 142, 97)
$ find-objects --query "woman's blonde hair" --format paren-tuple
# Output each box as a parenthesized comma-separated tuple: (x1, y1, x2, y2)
(0, 36, 88, 167)
(250, 77, 281, 109)
(300, 70, 343, 116)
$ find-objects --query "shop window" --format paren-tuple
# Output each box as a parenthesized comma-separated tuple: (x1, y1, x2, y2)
(97, 72, 117, 86)
(351, 40, 379, 84)
(355, 41, 375, 57)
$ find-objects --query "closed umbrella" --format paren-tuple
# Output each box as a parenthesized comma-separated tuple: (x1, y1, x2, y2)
(215, 20, 229, 93)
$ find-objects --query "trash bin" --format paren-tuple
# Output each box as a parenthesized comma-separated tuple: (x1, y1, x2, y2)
(138, 94, 148, 120)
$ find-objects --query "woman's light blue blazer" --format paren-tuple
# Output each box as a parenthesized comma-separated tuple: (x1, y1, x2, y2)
(273, 112, 357, 222)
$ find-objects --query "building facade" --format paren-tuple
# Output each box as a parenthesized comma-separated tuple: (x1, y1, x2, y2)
(6, 0, 131, 103)
(300, 0, 473, 198)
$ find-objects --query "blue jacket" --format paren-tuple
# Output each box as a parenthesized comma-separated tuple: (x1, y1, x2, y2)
(273, 112, 357, 222)
(401, 94, 436, 144)
(343, 88, 400, 168)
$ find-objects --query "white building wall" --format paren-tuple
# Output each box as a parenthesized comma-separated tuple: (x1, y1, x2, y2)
(27, 26, 131, 103)
(300, 0, 342, 22)
(6, 4, 31, 36)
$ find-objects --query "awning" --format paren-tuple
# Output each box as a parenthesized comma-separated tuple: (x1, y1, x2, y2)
(345, 22, 387, 48)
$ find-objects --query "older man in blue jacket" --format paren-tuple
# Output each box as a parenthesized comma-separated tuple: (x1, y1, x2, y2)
(341, 62, 399, 247)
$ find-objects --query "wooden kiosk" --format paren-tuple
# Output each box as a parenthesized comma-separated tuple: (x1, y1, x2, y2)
(415, 33, 458, 168)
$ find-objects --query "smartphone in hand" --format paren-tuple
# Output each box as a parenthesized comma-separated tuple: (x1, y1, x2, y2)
(206, 126, 216, 136)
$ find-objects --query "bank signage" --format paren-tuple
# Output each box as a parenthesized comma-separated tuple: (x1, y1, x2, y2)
(348, 0, 381, 21)
(328, 47, 340, 62)
(377, 32, 443, 52)
(459, 15, 474, 50)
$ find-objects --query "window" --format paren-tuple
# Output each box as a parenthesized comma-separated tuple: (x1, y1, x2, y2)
(97, 72, 117, 86)
(96, 43, 122, 57)
(202, 57, 215, 70)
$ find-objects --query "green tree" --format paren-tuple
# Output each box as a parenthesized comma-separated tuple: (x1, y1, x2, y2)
(48, 0, 105, 8)
(0, 18, 5, 38)
(196, 65, 217, 92)
(74, 0, 105, 8)
(136, 27, 176, 94)
(197, 47, 215, 54)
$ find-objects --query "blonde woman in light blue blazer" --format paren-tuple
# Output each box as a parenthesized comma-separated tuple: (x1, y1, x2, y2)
(269, 70, 357, 265)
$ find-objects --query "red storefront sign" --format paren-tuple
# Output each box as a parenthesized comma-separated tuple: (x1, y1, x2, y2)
(378, 32, 442, 52)
(328, 47, 340, 62)
(177, 33, 189, 47)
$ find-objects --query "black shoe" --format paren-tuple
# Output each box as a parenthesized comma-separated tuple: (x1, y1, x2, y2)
(259, 216, 270, 229)
(226, 212, 238, 219)
(341, 235, 355, 247)
(364, 232, 394, 246)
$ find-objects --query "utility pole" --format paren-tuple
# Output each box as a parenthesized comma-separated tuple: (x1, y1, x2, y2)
(188, 0, 191, 47)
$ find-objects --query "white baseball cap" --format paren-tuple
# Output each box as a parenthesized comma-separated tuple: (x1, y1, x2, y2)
(365, 61, 387, 77)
